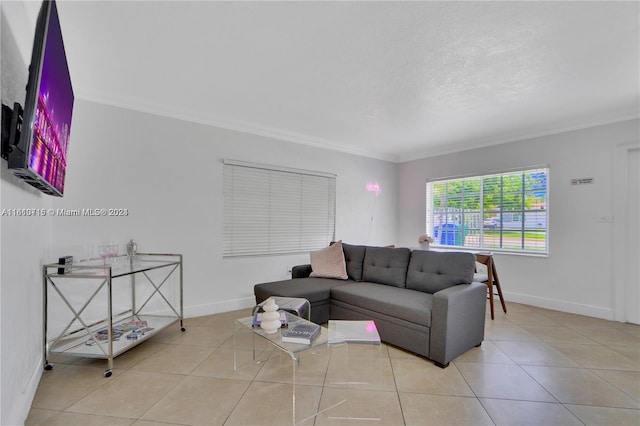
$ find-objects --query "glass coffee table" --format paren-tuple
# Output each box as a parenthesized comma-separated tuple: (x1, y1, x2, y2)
(234, 314, 382, 425)
(253, 296, 311, 321)
(323, 320, 384, 422)
(328, 320, 381, 344)
(234, 311, 328, 425)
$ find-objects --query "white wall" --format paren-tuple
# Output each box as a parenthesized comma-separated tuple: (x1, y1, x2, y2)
(398, 119, 640, 319)
(1, 4, 398, 422)
(1, 100, 398, 425)
(1, 2, 55, 425)
(49, 100, 398, 318)
(1, 1, 637, 424)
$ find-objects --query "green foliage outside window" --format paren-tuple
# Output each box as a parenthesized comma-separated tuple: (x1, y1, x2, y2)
(426, 168, 548, 253)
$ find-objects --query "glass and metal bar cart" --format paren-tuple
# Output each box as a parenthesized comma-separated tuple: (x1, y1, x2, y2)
(42, 253, 184, 377)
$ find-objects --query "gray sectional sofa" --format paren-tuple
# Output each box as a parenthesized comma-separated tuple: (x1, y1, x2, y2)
(254, 243, 487, 367)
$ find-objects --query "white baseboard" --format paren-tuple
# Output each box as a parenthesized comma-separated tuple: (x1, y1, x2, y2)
(185, 293, 618, 322)
(8, 360, 43, 426)
(504, 291, 616, 321)
(184, 296, 256, 318)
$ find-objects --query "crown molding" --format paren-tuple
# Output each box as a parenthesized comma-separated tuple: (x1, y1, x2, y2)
(75, 89, 398, 163)
(75, 88, 637, 165)
(397, 108, 640, 163)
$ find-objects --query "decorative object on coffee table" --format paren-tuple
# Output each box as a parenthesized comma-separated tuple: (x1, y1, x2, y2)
(253, 296, 311, 321)
(259, 298, 281, 334)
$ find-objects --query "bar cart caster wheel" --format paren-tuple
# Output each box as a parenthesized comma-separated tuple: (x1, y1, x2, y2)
(181, 327, 186, 332)
(104, 370, 112, 378)
(44, 364, 53, 371)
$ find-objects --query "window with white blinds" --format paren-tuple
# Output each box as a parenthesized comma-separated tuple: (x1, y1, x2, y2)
(223, 160, 336, 257)
(426, 167, 549, 254)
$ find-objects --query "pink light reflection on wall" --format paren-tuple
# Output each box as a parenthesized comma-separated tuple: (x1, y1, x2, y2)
(366, 321, 378, 334)
(366, 182, 382, 196)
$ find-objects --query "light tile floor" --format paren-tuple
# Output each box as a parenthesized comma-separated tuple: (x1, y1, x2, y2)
(26, 302, 640, 425)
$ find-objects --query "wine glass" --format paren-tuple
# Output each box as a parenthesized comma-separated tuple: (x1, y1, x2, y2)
(109, 243, 119, 264)
(98, 244, 110, 266)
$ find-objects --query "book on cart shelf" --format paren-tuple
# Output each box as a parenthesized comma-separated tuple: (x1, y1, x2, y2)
(252, 311, 288, 328)
(281, 322, 321, 344)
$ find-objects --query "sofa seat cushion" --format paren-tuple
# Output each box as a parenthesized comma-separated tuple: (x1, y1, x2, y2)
(406, 251, 476, 293)
(254, 278, 350, 304)
(331, 282, 433, 327)
(362, 246, 411, 288)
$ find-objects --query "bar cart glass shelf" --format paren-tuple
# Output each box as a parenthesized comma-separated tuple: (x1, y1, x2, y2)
(42, 253, 184, 377)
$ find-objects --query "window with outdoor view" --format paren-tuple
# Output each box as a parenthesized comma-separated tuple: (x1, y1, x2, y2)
(426, 167, 548, 254)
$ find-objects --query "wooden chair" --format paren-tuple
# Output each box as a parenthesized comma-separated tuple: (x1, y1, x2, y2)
(474, 252, 507, 320)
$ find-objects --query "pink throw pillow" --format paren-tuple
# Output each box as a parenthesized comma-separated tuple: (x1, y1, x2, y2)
(310, 241, 348, 280)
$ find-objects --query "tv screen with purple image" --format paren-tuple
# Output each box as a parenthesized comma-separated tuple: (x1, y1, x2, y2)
(9, 0, 73, 197)
(29, 0, 74, 195)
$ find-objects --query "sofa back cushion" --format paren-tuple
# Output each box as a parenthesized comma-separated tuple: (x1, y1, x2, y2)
(406, 251, 475, 293)
(342, 243, 367, 281)
(362, 246, 411, 288)
(310, 241, 348, 280)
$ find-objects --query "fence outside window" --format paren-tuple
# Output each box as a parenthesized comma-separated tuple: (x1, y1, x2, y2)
(426, 167, 549, 254)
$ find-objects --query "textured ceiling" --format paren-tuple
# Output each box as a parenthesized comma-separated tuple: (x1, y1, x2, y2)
(25, 1, 640, 162)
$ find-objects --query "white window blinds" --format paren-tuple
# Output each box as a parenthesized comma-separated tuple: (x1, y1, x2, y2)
(223, 160, 336, 257)
(426, 167, 549, 254)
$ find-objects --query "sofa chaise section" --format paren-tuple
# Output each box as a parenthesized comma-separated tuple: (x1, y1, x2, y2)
(254, 276, 347, 324)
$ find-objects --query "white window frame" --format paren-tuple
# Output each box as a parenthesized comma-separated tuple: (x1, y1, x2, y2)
(426, 166, 549, 255)
(223, 160, 336, 257)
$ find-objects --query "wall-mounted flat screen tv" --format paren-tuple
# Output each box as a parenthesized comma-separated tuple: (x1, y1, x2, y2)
(8, 0, 74, 197)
